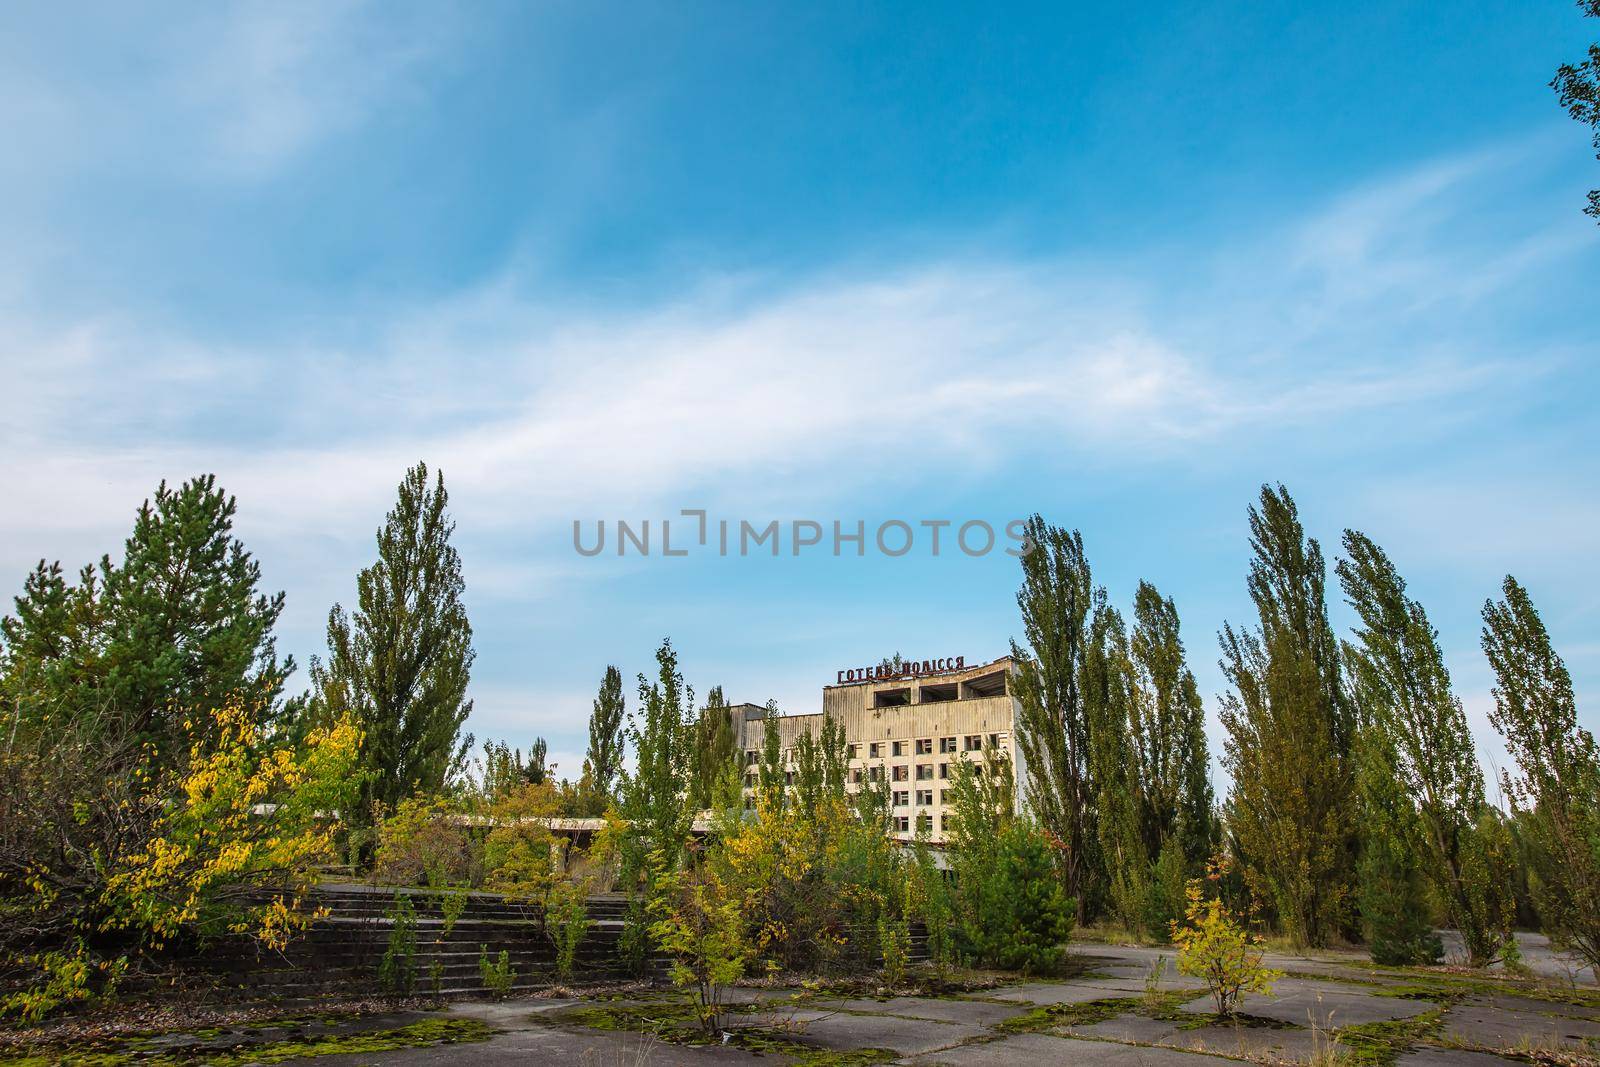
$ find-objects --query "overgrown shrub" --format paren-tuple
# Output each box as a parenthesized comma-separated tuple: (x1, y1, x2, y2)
(373, 796, 481, 889)
(478, 946, 515, 998)
(1171, 878, 1281, 1015)
(378, 894, 419, 995)
(546, 879, 591, 981)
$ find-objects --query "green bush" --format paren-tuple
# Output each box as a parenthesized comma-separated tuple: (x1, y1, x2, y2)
(378, 894, 419, 995)
(478, 946, 515, 998)
(546, 879, 591, 981)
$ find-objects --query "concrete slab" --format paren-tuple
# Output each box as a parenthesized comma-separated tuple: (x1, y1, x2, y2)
(812, 995, 1026, 1026)
(1396, 1049, 1525, 1067)
(1169, 1022, 1319, 1061)
(911, 1031, 1240, 1066)
(784, 1010, 990, 1057)
(1200, 985, 1439, 1029)
(1070, 1013, 1187, 1044)
(1441, 1002, 1600, 1051)
(992, 982, 1144, 1006)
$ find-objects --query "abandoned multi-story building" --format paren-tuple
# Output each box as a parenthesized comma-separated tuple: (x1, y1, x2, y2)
(728, 656, 1018, 843)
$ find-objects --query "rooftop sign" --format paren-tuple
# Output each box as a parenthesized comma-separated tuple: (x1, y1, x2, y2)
(836, 656, 966, 685)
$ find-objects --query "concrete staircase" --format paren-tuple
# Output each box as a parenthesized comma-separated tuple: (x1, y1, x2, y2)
(206, 884, 654, 998)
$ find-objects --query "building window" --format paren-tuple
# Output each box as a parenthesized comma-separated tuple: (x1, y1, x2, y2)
(914, 738, 932, 755)
(869, 742, 884, 758)
(744, 773, 755, 788)
(987, 732, 1001, 749)
(894, 816, 910, 833)
(892, 764, 908, 782)
(938, 763, 950, 779)
(964, 735, 981, 751)
(939, 814, 948, 833)
(916, 813, 932, 833)
(940, 789, 952, 805)
(915, 764, 933, 781)
(891, 740, 907, 757)
(851, 768, 864, 785)
(744, 796, 756, 811)
(745, 751, 759, 765)
(869, 765, 884, 781)
(915, 789, 933, 806)
(784, 770, 795, 785)
(893, 790, 909, 807)
(939, 736, 958, 753)
(848, 743, 860, 759)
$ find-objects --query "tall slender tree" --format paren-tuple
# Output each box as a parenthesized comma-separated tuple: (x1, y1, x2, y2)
(690, 684, 738, 810)
(583, 665, 627, 809)
(1010, 515, 1099, 920)
(1482, 576, 1600, 973)
(1551, 0, 1600, 222)
(1219, 485, 1354, 947)
(1085, 602, 1147, 932)
(1129, 581, 1217, 873)
(309, 463, 474, 833)
(1338, 531, 1512, 965)
(618, 638, 696, 880)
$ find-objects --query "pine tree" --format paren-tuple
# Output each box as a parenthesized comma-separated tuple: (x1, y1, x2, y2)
(1010, 515, 1099, 921)
(309, 463, 474, 833)
(1219, 485, 1355, 947)
(583, 665, 627, 811)
(1482, 576, 1600, 973)
(1337, 531, 1512, 965)
(102, 476, 293, 755)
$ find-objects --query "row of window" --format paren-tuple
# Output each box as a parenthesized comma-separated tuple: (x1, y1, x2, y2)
(891, 814, 947, 834)
(742, 760, 1001, 792)
(744, 733, 1006, 767)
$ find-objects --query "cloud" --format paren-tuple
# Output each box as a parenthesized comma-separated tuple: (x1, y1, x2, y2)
(0, 2, 466, 185)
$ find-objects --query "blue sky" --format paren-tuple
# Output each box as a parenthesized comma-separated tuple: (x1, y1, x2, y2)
(2, 1, 1596, 785)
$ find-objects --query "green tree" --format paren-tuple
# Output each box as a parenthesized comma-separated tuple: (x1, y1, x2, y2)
(1085, 602, 1149, 935)
(618, 638, 696, 886)
(1353, 723, 1442, 964)
(1218, 485, 1355, 948)
(582, 665, 626, 812)
(1130, 582, 1217, 874)
(309, 463, 474, 838)
(792, 712, 849, 812)
(1482, 576, 1600, 974)
(3, 477, 292, 761)
(1551, 0, 1600, 222)
(757, 700, 785, 809)
(1337, 531, 1512, 966)
(1010, 515, 1099, 921)
(690, 685, 737, 810)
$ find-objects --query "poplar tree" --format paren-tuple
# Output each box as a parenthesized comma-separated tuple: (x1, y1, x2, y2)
(1085, 602, 1147, 932)
(309, 463, 474, 832)
(618, 638, 696, 878)
(1353, 722, 1441, 963)
(1482, 577, 1600, 973)
(1338, 531, 1512, 965)
(1010, 515, 1098, 920)
(690, 685, 738, 810)
(1219, 485, 1354, 947)
(1130, 581, 1217, 928)
(757, 700, 785, 809)
(1551, 0, 1600, 222)
(583, 665, 626, 808)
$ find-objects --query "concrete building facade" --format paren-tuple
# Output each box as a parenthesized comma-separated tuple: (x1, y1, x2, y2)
(729, 656, 1019, 842)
